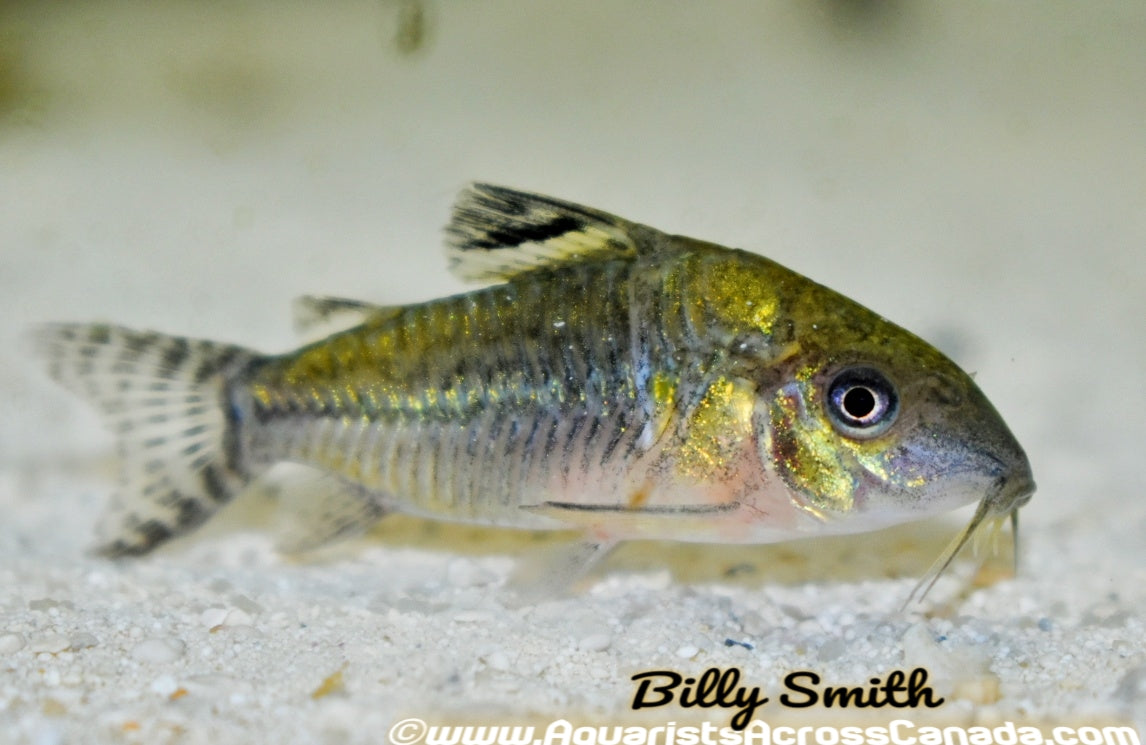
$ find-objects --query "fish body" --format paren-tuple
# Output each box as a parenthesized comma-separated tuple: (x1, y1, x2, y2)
(36, 184, 1034, 585)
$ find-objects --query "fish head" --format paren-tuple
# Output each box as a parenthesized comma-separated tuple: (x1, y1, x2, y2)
(762, 351, 1034, 532)
(706, 252, 1036, 534)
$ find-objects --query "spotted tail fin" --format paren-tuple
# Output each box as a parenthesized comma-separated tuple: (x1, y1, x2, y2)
(33, 323, 263, 556)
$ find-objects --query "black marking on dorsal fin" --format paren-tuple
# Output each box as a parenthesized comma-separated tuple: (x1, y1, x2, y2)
(444, 183, 655, 283)
(468, 214, 583, 250)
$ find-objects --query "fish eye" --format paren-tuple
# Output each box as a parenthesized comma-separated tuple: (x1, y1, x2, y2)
(826, 366, 899, 438)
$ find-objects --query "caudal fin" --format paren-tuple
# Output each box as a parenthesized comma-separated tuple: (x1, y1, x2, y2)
(33, 323, 262, 556)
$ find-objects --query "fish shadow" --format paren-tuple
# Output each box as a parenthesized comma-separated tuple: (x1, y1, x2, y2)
(352, 507, 996, 591)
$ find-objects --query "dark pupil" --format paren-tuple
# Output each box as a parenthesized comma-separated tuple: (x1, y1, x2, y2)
(842, 386, 877, 420)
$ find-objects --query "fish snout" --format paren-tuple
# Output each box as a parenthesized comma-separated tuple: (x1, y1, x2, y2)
(988, 450, 1036, 515)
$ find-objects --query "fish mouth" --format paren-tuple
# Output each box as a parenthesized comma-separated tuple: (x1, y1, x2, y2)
(982, 450, 1036, 515)
(903, 464, 1035, 607)
(996, 471, 1035, 512)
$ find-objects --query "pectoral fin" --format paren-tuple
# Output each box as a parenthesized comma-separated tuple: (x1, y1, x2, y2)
(522, 500, 739, 535)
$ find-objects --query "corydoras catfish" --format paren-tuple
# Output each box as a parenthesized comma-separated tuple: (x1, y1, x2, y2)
(35, 183, 1035, 599)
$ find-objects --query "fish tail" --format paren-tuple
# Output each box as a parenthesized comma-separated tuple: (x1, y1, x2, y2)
(33, 322, 263, 556)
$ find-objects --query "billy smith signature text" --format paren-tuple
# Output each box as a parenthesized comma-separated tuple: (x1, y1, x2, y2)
(630, 667, 944, 730)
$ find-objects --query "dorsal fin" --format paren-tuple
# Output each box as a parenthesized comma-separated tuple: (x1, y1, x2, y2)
(444, 183, 654, 283)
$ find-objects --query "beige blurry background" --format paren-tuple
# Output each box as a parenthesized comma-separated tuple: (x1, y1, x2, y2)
(1, 2, 1144, 743)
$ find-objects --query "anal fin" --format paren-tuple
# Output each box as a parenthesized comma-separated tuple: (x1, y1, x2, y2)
(271, 467, 390, 554)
